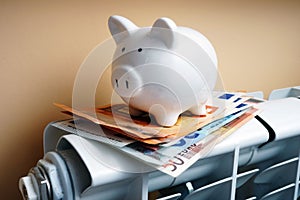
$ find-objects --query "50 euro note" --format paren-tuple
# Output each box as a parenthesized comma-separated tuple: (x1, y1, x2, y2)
(158, 107, 260, 177)
(122, 107, 260, 177)
(120, 107, 251, 165)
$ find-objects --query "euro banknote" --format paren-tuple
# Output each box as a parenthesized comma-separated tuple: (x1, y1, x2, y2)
(55, 92, 252, 144)
(158, 107, 260, 177)
(120, 107, 251, 165)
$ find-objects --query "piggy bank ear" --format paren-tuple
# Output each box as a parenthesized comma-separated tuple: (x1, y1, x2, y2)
(108, 15, 138, 43)
(151, 18, 177, 49)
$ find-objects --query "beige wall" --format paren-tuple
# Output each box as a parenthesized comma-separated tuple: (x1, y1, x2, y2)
(1, 0, 299, 198)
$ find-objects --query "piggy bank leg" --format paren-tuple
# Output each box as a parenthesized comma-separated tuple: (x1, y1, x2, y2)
(154, 113, 180, 127)
(149, 105, 180, 127)
(189, 104, 207, 116)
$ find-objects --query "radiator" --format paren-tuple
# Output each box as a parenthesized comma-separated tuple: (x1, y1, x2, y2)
(19, 86, 300, 200)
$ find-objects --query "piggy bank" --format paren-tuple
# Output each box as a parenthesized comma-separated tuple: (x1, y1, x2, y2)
(108, 15, 218, 126)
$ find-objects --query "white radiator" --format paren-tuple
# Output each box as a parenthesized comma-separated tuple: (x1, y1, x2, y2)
(19, 86, 300, 200)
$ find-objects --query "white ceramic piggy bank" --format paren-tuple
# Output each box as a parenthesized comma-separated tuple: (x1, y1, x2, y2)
(109, 15, 218, 126)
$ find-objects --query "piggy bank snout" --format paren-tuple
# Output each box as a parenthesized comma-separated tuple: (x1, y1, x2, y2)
(112, 65, 142, 98)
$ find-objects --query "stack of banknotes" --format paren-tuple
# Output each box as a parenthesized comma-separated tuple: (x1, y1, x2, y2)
(54, 92, 264, 177)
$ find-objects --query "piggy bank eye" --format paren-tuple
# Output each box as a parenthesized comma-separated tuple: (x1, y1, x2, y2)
(138, 48, 143, 52)
(121, 47, 125, 52)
